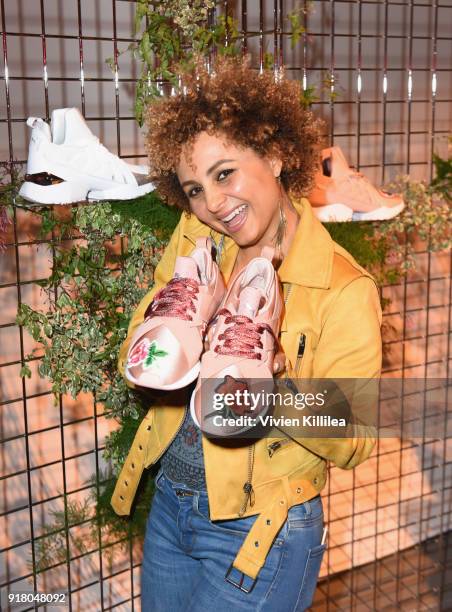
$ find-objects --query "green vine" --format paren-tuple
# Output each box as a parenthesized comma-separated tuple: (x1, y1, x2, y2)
(108, 1, 338, 125)
(13, 194, 171, 573)
(16, 198, 177, 423)
(108, 0, 242, 125)
(0, 163, 16, 250)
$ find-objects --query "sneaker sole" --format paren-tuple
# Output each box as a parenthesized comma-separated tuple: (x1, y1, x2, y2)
(352, 202, 405, 221)
(88, 181, 155, 201)
(19, 180, 90, 205)
(19, 179, 155, 205)
(125, 360, 200, 391)
(311, 203, 354, 222)
(190, 387, 201, 427)
(190, 372, 275, 437)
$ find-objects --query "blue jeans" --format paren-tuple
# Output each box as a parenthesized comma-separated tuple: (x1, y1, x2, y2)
(141, 470, 326, 611)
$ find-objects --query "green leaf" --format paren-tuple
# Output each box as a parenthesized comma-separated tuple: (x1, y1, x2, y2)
(144, 342, 168, 367)
(20, 364, 32, 379)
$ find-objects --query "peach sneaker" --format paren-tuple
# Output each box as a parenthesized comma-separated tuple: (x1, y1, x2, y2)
(125, 237, 225, 391)
(190, 247, 283, 438)
(309, 146, 405, 222)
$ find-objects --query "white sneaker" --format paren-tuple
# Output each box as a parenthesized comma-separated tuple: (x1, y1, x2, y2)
(19, 108, 155, 205)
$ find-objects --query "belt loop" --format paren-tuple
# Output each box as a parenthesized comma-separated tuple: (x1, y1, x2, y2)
(192, 491, 200, 513)
(155, 469, 164, 489)
(304, 499, 312, 517)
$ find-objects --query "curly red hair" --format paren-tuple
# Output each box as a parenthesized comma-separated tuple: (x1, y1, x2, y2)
(145, 55, 322, 211)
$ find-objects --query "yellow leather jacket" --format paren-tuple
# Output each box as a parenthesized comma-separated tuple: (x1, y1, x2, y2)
(111, 196, 382, 581)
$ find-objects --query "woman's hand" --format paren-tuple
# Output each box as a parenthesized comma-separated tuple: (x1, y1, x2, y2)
(273, 347, 286, 375)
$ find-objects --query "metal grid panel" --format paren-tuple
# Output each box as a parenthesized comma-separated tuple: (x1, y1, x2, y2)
(1, 1, 451, 610)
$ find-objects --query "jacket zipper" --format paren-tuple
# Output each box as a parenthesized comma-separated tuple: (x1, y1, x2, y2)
(237, 282, 294, 516)
(238, 444, 255, 516)
(283, 283, 293, 381)
(294, 333, 306, 373)
(267, 438, 292, 458)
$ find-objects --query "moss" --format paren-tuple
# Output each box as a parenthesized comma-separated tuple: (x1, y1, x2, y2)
(110, 191, 181, 241)
(324, 221, 387, 270)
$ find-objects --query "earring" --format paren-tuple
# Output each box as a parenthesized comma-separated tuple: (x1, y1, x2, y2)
(274, 200, 287, 259)
(273, 175, 287, 258)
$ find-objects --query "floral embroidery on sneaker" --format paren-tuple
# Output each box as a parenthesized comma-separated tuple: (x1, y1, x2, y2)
(127, 338, 151, 367)
(127, 338, 168, 370)
(143, 341, 169, 369)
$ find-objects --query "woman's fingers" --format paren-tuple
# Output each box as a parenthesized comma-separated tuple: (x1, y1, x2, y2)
(273, 349, 286, 374)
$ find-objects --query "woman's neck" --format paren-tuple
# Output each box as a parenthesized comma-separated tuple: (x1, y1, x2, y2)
(231, 191, 300, 277)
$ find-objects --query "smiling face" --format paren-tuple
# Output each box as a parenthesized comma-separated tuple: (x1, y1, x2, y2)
(176, 131, 283, 249)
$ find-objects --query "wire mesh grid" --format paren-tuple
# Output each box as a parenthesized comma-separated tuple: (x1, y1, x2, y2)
(0, 1, 451, 610)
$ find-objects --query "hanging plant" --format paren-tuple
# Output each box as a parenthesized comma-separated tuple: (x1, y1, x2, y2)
(108, 1, 336, 125)
(107, 0, 240, 125)
(371, 173, 451, 277)
(0, 163, 16, 250)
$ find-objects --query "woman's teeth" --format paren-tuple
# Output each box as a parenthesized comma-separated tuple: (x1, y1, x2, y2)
(222, 204, 247, 224)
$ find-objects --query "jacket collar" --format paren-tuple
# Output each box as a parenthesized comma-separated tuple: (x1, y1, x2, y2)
(278, 196, 334, 289)
(183, 196, 334, 289)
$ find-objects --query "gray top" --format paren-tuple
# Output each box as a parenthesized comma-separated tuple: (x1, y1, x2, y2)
(160, 405, 207, 490)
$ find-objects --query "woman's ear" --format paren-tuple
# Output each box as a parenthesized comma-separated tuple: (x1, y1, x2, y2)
(268, 155, 283, 179)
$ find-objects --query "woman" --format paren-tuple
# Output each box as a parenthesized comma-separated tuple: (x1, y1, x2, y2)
(111, 57, 382, 611)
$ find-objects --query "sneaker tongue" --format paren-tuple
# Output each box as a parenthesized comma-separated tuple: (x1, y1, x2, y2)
(238, 286, 264, 318)
(329, 147, 352, 178)
(190, 248, 211, 285)
(174, 257, 200, 282)
(60, 108, 98, 145)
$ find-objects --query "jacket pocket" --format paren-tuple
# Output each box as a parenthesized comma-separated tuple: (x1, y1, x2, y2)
(296, 543, 326, 611)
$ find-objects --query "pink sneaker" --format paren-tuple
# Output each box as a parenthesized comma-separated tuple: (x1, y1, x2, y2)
(190, 247, 283, 437)
(125, 238, 225, 390)
(309, 146, 405, 222)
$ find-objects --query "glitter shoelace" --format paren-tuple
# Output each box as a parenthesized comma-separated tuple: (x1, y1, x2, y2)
(144, 277, 199, 321)
(212, 308, 276, 360)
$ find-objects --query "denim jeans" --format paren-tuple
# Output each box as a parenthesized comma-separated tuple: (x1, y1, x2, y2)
(141, 470, 326, 611)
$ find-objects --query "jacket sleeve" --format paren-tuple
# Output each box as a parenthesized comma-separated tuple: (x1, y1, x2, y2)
(117, 215, 185, 382)
(296, 275, 383, 469)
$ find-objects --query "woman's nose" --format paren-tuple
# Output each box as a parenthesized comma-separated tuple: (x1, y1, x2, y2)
(204, 186, 226, 215)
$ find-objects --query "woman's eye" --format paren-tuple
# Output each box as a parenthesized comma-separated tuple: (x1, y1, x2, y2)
(188, 186, 202, 198)
(187, 169, 234, 198)
(217, 168, 234, 181)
